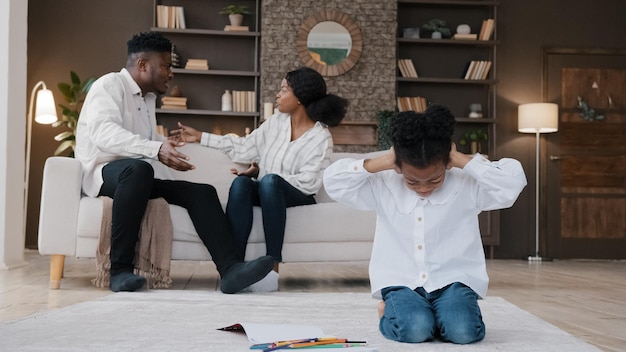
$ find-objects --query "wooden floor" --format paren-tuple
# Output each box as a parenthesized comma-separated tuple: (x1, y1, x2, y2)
(1, 250, 624, 351)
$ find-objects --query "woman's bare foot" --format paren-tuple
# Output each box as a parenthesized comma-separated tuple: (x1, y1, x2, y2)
(378, 301, 385, 318)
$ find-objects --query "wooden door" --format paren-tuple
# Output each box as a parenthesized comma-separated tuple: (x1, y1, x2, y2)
(544, 49, 626, 259)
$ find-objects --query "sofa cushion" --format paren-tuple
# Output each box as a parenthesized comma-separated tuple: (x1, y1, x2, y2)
(77, 199, 376, 247)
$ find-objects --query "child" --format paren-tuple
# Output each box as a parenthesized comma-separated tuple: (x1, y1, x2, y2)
(322, 105, 526, 344)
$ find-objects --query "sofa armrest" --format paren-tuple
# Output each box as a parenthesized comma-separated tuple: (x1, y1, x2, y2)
(38, 157, 83, 256)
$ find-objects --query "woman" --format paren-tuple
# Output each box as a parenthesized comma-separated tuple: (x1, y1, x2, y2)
(171, 67, 348, 291)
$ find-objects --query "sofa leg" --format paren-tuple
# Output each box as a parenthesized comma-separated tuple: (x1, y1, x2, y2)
(49, 255, 65, 289)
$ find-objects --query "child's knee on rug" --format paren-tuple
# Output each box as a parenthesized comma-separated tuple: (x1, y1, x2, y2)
(379, 312, 435, 343)
(438, 319, 486, 344)
(379, 286, 436, 342)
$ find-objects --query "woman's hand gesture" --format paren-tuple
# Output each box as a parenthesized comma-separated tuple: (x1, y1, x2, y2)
(169, 122, 202, 143)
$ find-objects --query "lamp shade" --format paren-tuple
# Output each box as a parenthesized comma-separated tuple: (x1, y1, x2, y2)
(518, 103, 558, 134)
(34, 88, 58, 124)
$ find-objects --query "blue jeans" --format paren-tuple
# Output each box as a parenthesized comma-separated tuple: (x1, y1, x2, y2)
(379, 283, 485, 344)
(226, 174, 315, 262)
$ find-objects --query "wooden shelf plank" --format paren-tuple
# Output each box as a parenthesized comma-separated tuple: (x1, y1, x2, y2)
(456, 117, 496, 123)
(329, 124, 377, 146)
(157, 108, 259, 117)
(397, 77, 497, 84)
(151, 27, 260, 37)
(397, 38, 498, 46)
(398, 0, 499, 6)
(171, 68, 260, 77)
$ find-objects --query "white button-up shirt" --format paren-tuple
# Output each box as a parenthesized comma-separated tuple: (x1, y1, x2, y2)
(200, 112, 332, 195)
(75, 68, 164, 197)
(323, 154, 527, 299)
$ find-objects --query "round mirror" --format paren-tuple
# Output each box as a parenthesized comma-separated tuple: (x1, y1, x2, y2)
(297, 10, 362, 77)
(307, 21, 351, 66)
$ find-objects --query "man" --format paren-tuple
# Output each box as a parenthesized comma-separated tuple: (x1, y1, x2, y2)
(75, 32, 273, 293)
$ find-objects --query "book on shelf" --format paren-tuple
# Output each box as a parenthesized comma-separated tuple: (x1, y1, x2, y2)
(224, 25, 249, 32)
(156, 5, 186, 29)
(156, 125, 169, 138)
(463, 60, 476, 80)
(232, 90, 256, 113)
(478, 19, 494, 41)
(396, 96, 427, 112)
(185, 59, 209, 70)
(161, 96, 187, 105)
(398, 59, 418, 78)
(161, 96, 188, 110)
(160, 104, 187, 110)
(452, 33, 477, 40)
(481, 61, 492, 80)
(464, 60, 492, 80)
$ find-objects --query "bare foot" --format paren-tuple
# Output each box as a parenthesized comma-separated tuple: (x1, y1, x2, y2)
(378, 301, 385, 318)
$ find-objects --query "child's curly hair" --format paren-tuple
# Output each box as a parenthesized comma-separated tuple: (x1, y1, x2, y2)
(389, 104, 456, 168)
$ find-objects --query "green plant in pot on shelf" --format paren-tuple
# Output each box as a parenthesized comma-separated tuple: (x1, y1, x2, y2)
(53, 71, 95, 156)
(459, 128, 488, 155)
(421, 18, 451, 39)
(219, 4, 250, 27)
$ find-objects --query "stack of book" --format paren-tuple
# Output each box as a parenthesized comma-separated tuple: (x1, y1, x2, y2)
(232, 90, 256, 113)
(224, 25, 249, 32)
(185, 59, 209, 70)
(398, 59, 418, 78)
(397, 96, 427, 112)
(452, 33, 477, 40)
(464, 60, 492, 80)
(161, 96, 187, 110)
(156, 5, 186, 29)
(156, 125, 169, 138)
(478, 19, 495, 41)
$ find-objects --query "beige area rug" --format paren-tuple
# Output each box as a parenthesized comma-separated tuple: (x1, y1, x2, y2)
(0, 291, 600, 352)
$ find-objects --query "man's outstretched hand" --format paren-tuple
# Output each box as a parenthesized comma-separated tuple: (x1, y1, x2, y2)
(158, 140, 195, 171)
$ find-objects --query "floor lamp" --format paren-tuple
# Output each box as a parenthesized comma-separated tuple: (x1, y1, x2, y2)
(518, 103, 558, 262)
(25, 81, 58, 234)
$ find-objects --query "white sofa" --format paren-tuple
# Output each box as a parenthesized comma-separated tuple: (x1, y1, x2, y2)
(38, 143, 380, 289)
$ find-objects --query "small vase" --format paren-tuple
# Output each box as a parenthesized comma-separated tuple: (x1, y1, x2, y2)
(431, 31, 442, 39)
(221, 90, 232, 111)
(471, 141, 481, 154)
(229, 14, 243, 26)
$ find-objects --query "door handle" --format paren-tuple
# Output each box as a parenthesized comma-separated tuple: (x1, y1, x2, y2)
(549, 155, 563, 161)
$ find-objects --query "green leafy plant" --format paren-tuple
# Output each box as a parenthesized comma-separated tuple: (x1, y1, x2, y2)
(459, 128, 488, 153)
(54, 71, 95, 156)
(421, 18, 451, 38)
(376, 110, 395, 150)
(219, 4, 250, 15)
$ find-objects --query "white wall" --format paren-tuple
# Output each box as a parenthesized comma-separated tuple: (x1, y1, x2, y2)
(0, 0, 28, 269)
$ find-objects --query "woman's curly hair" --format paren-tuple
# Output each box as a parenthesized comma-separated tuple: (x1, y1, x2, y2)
(285, 67, 348, 127)
(389, 104, 456, 168)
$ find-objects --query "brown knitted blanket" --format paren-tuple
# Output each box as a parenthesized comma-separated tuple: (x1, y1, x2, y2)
(93, 196, 173, 289)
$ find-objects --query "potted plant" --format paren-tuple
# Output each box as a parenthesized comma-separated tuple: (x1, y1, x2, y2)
(53, 71, 95, 156)
(219, 4, 250, 27)
(376, 110, 395, 150)
(421, 18, 451, 39)
(458, 128, 488, 154)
